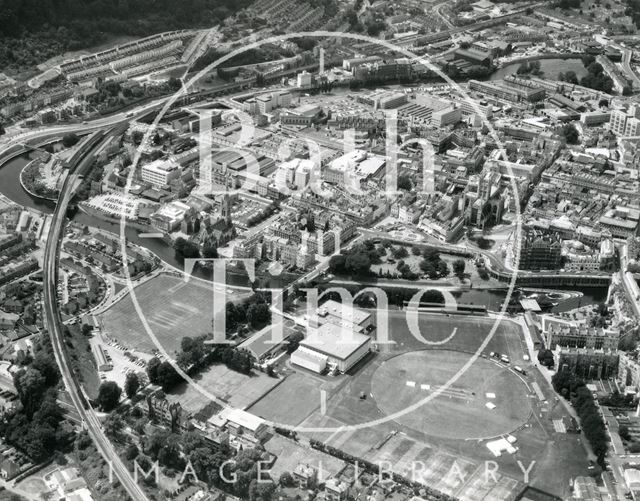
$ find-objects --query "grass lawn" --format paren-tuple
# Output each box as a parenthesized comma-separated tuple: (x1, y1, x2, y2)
(98, 273, 250, 354)
(247, 372, 327, 425)
(371, 350, 531, 439)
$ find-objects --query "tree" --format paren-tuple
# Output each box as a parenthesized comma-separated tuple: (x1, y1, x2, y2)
(103, 412, 124, 440)
(14, 367, 47, 418)
(344, 252, 371, 276)
(62, 133, 79, 148)
(168, 77, 182, 91)
(147, 357, 161, 384)
(565, 71, 579, 84)
(620, 424, 631, 441)
(397, 175, 412, 190)
(125, 443, 139, 461)
(202, 245, 218, 259)
(393, 246, 409, 259)
(132, 130, 144, 145)
(174, 237, 200, 263)
(279, 471, 295, 487)
(247, 303, 271, 328)
(419, 259, 438, 279)
(437, 260, 449, 277)
(453, 259, 466, 277)
(561, 123, 579, 144)
(124, 372, 140, 399)
(97, 381, 122, 412)
(156, 361, 183, 391)
(287, 332, 304, 353)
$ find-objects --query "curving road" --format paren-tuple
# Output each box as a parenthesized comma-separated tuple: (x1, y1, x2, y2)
(42, 131, 148, 501)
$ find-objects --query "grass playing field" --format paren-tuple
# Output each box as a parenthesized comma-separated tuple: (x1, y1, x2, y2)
(371, 350, 531, 439)
(98, 273, 251, 354)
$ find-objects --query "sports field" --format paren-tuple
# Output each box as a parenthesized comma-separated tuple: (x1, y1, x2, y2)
(98, 273, 251, 354)
(371, 350, 531, 439)
(249, 311, 533, 501)
(383, 310, 527, 360)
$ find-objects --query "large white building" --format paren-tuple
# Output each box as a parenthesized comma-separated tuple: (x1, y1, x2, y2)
(610, 105, 640, 137)
(291, 323, 371, 373)
(323, 150, 386, 186)
(141, 158, 181, 187)
(292, 300, 375, 374)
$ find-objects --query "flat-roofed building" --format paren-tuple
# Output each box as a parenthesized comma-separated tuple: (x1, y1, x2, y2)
(469, 79, 545, 103)
(292, 323, 371, 373)
(599, 206, 640, 238)
(310, 299, 375, 332)
(323, 150, 385, 186)
(141, 158, 181, 187)
(215, 408, 270, 443)
(431, 107, 461, 128)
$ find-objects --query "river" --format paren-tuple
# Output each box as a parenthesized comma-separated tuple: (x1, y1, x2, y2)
(490, 57, 588, 82)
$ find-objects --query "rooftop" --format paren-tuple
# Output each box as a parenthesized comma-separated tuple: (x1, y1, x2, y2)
(300, 323, 370, 361)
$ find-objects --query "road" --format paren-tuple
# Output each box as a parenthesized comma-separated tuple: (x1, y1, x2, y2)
(433, 2, 454, 29)
(618, 244, 640, 319)
(616, 45, 640, 90)
(42, 131, 149, 501)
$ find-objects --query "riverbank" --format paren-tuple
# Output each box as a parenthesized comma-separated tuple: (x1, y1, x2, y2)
(19, 159, 59, 202)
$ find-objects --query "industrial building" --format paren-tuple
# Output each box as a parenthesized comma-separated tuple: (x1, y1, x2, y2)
(292, 300, 374, 373)
(141, 158, 181, 187)
(291, 323, 371, 373)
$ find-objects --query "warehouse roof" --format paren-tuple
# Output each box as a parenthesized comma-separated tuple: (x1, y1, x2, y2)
(300, 323, 370, 361)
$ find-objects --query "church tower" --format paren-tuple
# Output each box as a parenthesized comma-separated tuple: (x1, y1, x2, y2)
(220, 193, 231, 226)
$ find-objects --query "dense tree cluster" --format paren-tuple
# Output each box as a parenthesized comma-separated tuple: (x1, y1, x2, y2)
(537, 348, 555, 368)
(552, 371, 608, 463)
(557, 0, 580, 9)
(212, 346, 255, 374)
(0, 336, 74, 462)
(97, 381, 122, 412)
(580, 62, 615, 93)
(175, 336, 209, 370)
(453, 259, 466, 278)
(329, 250, 373, 277)
(142, 429, 277, 499)
(560, 123, 580, 145)
(0, 0, 252, 70)
(124, 372, 140, 399)
(419, 248, 450, 279)
(558, 70, 579, 85)
(146, 357, 184, 392)
(626, 0, 640, 29)
(516, 60, 542, 76)
(173, 237, 200, 263)
(225, 293, 272, 333)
